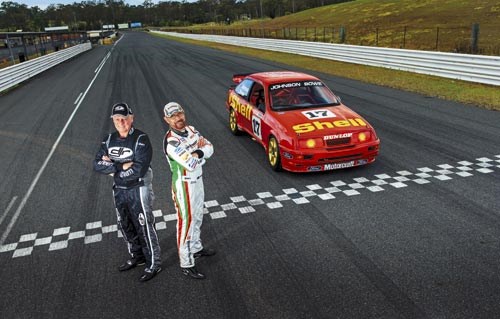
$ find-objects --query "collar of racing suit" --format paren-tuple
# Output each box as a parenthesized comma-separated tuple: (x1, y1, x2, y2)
(171, 127, 188, 137)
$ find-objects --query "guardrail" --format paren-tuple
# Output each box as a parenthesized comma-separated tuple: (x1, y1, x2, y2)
(0, 42, 92, 93)
(152, 31, 500, 86)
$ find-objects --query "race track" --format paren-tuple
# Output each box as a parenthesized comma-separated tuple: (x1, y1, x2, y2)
(0, 31, 499, 319)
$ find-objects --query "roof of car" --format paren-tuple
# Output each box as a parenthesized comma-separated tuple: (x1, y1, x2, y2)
(249, 71, 321, 84)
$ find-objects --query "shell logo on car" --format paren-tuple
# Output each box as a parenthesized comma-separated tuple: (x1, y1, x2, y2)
(292, 118, 367, 134)
(229, 93, 252, 120)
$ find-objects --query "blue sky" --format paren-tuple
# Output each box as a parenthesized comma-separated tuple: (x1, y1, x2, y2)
(17, 0, 196, 10)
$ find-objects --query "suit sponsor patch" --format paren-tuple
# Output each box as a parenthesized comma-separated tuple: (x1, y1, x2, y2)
(108, 147, 133, 160)
(187, 157, 199, 170)
(174, 146, 187, 156)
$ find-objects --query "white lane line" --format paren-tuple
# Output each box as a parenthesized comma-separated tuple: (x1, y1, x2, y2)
(0, 196, 18, 227)
(95, 56, 109, 74)
(114, 34, 124, 45)
(1, 154, 499, 258)
(0, 49, 113, 246)
(73, 92, 83, 105)
(94, 55, 107, 73)
(92, 34, 122, 74)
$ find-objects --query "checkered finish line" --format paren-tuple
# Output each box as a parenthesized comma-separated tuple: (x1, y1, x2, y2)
(1, 155, 499, 259)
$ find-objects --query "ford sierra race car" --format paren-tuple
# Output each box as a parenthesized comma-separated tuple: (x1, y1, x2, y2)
(225, 71, 380, 172)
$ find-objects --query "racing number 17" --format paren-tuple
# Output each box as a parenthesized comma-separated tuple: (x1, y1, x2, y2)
(302, 109, 335, 119)
(252, 116, 262, 140)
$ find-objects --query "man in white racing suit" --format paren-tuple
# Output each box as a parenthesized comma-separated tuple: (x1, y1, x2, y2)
(162, 102, 215, 279)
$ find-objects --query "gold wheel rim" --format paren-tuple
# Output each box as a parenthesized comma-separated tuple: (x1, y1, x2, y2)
(268, 139, 278, 166)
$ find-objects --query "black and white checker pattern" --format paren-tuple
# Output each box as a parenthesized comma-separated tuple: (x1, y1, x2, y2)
(201, 155, 499, 219)
(0, 211, 167, 258)
(1, 155, 499, 259)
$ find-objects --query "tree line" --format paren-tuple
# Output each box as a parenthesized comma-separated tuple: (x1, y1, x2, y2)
(0, 0, 351, 32)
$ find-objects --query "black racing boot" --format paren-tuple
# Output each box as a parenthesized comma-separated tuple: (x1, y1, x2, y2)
(118, 256, 146, 272)
(139, 267, 162, 282)
(181, 266, 206, 279)
(194, 248, 216, 259)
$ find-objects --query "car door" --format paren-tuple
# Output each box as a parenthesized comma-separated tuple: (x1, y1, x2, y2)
(231, 78, 254, 134)
(247, 82, 269, 146)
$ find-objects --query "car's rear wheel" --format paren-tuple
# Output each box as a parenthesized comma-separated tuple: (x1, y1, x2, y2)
(267, 136, 282, 171)
(229, 108, 242, 135)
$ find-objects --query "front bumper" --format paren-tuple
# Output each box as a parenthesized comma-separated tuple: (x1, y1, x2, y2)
(279, 140, 380, 173)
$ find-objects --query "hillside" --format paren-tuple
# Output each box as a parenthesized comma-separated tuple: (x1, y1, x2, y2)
(179, 0, 500, 54)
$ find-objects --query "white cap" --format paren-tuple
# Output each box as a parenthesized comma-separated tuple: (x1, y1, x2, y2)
(163, 102, 184, 117)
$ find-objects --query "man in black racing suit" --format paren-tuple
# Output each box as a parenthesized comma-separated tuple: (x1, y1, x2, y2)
(93, 102, 161, 282)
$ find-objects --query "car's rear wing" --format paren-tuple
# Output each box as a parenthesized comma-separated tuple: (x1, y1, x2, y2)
(232, 73, 251, 84)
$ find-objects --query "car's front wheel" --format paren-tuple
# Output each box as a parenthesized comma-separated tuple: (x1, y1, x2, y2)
(267, 136, 282, 171)
(229, 108, 242, 135)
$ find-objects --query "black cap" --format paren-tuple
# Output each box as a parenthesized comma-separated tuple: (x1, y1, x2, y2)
(110, 102, 133, 118)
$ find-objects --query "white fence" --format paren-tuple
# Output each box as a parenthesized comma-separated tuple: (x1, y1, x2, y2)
(152, 31, 500, 86)
(0, 42, 92, 93)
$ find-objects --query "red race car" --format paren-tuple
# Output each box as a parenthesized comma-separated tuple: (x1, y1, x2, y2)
(225, 71, 380, 172)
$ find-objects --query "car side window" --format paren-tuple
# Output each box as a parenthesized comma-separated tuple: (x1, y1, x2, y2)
(235, 79, 253, 99)
(257, 93, 266, 113)
(249, 84, 265, 113)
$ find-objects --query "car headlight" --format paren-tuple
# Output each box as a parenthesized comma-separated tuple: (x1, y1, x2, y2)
(299, 138, 323, 148)
(358, 132, 367, 142)
(355, 131, 371, 142)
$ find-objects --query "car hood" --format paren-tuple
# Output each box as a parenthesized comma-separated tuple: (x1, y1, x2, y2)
(273, 104, 371, 137)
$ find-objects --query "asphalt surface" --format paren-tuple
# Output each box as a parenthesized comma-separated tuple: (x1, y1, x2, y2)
(0, 31, 499, 319)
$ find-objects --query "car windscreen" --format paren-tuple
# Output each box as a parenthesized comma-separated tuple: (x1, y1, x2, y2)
(269, 81, 340, 111)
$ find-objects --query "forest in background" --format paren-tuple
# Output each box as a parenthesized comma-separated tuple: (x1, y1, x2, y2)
(0, 0, 351, 31)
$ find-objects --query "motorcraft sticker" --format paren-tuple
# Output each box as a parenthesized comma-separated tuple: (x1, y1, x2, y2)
(324, 161, 355, 170)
